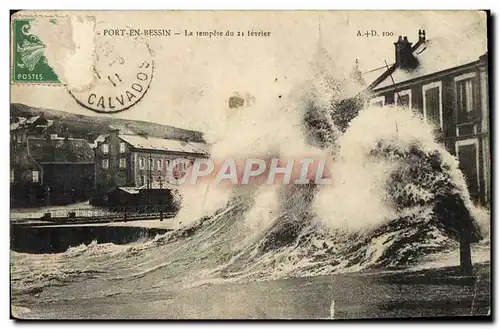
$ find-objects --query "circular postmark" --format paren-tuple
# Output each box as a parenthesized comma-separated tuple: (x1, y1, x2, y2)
(67, 21, 154, 114)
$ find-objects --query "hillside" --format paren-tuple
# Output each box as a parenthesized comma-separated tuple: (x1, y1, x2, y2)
(10, 103, 205, 143)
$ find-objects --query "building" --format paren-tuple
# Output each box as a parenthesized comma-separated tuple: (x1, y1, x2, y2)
(94, 129, 210, 193)
(90, 134, 109, 149)
(362, 29, 490, 206)
(10, 134, 95, 207)
(96, 183, 180, 211)
(10, 114, 54, 144)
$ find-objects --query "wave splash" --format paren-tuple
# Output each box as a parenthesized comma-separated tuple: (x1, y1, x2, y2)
(10, 51, 489, 301)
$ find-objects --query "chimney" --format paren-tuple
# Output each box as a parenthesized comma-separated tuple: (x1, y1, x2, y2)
(418, 29, 426, 42)
(394, 35, 418, 70)
(109, 128, 120, 138)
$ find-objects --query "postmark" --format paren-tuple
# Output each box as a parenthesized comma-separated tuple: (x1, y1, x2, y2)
(12, 18, 60, 83)
(67, 21, 154, 114)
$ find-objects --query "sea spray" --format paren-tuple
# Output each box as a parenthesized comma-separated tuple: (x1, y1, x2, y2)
(313, 159, 397, 232)
(172, 74, 336, 228)
(232, 185, 281, 251)
(10, 45, 489, 302)
(174, 184, 232, 227)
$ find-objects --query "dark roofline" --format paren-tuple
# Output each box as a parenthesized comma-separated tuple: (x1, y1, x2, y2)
(39, 161, 95, 165)
(370, 57, 485, 95)
(366, 64, 397, 91)
(364, 38, 425, 93)
(363, 36, 487, 96)
(28, 136, 90, 143)
(131, 147, 209, 158)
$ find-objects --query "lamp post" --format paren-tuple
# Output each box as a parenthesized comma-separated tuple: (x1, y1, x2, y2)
(159, 175, 163, 222)
(148, 153, 152, 209)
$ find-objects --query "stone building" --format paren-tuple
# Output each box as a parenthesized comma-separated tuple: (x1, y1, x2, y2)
(94, 129, 209, 193)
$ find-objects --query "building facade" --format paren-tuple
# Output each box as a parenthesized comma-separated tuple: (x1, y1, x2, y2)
(363, 30, 490, 206)
(94, 129, 209, 193)
(10, 134, 95, 207)
(10, 114, 54, 144)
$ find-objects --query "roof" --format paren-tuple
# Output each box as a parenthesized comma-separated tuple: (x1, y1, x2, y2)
(137, 182, 180, 190)
(117, 187, 139, 194)
(10, 115, 53, 131)
(95, 134, 109, 141)
(25, 115, 40, 124)
(362, 64, 394, 90)
(10, 144, 38, 169)
(27, 137, 94, 163)
(17, 117, 27, 124)
(90, 134, 109, 148)
(119, 134, 209, 155)
(365, 29, 487, 92)
(113, 182, 178, 194)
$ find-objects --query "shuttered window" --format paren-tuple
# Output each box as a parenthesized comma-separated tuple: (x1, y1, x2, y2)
(456, 140, 480, 202)
(423, 82, 442, 128)
(456, 78, 476, 123)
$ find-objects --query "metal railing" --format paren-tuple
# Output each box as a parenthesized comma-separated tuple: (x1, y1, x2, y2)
(13, 205, 178, 224)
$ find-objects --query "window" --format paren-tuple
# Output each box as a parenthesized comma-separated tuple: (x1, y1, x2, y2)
(156, 159, 163, 170)
(165, 160, 172, 179)
(422, 81, 443, 128)
(102, 159, 109, 169)
(10, 169, 14, 183)
(32, 170, 39, 183)
(455, 73, 477, 123)
(369, 96, 385, 107)
(102, 143, 109, 154)
(455, 139, 480, 201)
(181, 159, 192, 170)
(139, 157, 145, 169)
(149, 158, 154, 169)
(140, 175, 145, 186)
(395, 89, 412, 108)
(119, 158, 126, 168)
(119, 142, 126, 153)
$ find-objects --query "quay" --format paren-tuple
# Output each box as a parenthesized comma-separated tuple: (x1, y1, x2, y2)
(10, 207, 181, 254)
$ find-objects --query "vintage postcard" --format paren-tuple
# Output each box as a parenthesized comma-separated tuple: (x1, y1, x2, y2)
(10, 10, 491, 320)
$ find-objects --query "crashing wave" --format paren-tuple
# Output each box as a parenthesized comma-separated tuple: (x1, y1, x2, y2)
(10, 50, 489, 301)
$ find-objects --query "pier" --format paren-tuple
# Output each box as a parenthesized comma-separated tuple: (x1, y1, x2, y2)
(10, 206, 179, 254)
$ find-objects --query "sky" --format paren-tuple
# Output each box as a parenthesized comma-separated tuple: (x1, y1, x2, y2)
(11, 11, 488, 132)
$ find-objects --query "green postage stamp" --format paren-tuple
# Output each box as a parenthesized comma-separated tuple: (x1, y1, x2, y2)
(11, 18, 60, 83)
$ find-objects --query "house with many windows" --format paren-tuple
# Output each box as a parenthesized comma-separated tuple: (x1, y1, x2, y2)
(94, 129, 209, 194)
(362, 29, 489, 206)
